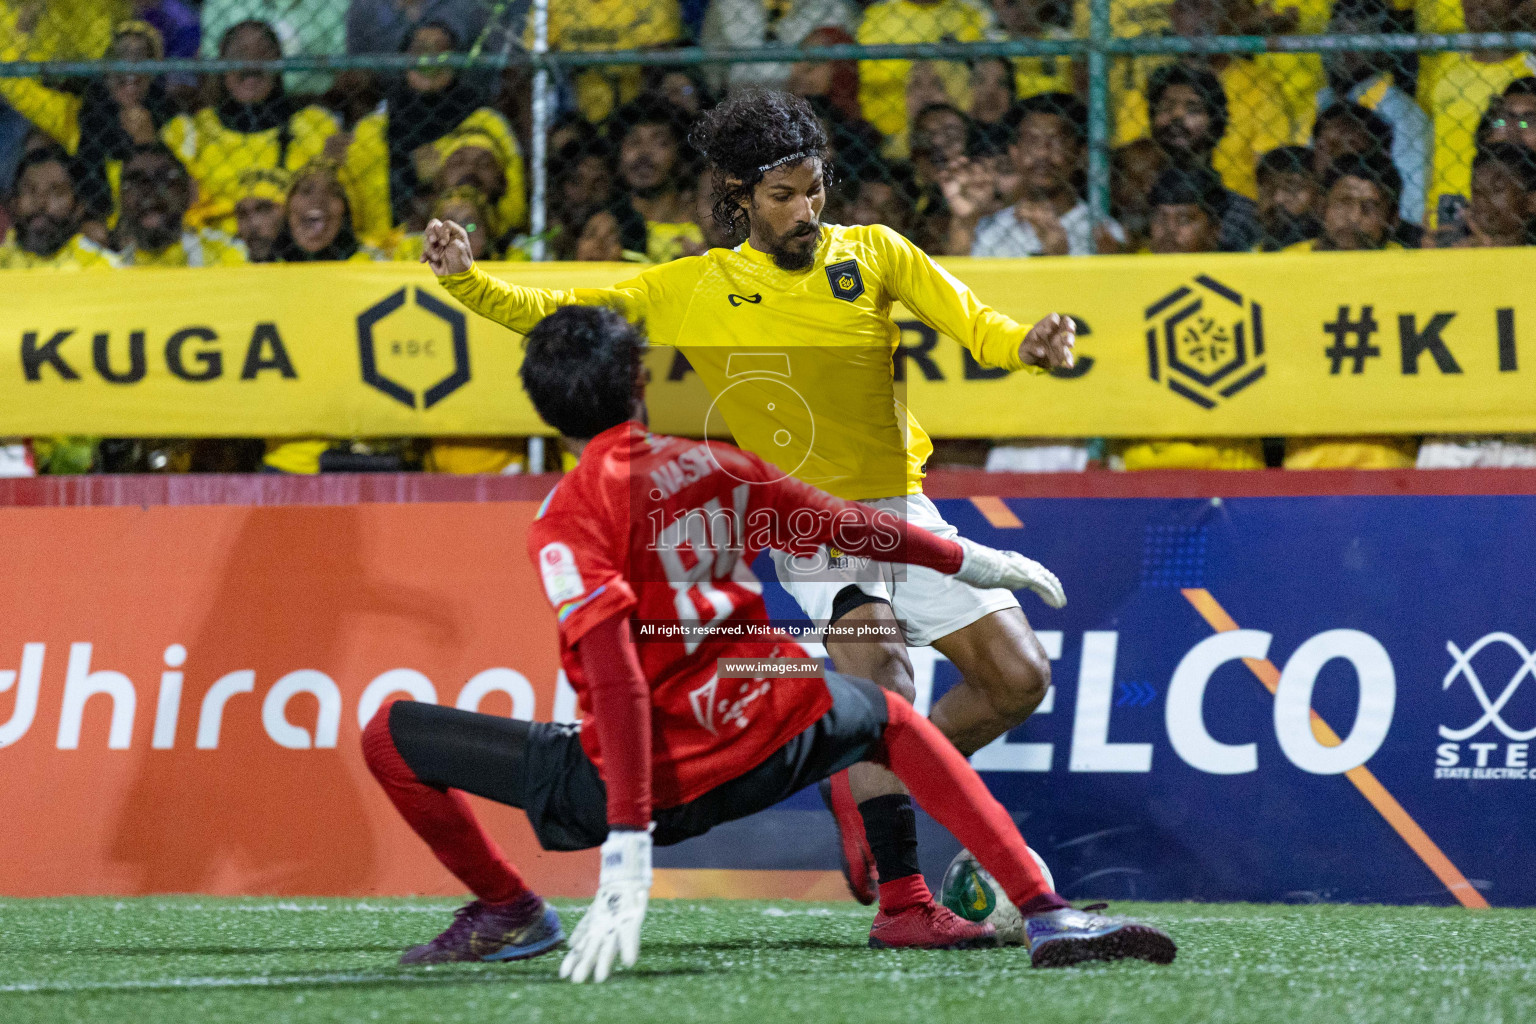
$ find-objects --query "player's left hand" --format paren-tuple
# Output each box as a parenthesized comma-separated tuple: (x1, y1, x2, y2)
(953, 537, 1067, 608)
(1020, 313, 1076, 371)
(561, 827, 653, 983)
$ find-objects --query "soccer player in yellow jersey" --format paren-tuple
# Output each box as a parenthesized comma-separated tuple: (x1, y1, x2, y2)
(424, 90, 1077, 946)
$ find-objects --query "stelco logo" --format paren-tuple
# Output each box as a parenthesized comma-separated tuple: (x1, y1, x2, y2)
(356, 287, 471, 409)
(1145, 274, 1266, 409)
(1435, 633, 1536, 781)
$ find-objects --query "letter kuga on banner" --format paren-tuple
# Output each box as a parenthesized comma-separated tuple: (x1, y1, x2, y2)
(2, 250, 1534, 438)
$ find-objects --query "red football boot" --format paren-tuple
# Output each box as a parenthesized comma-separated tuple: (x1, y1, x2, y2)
(819, 772, 878, 905)
(869, 900, 1000, 950)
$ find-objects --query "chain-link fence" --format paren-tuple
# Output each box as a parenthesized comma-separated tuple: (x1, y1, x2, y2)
(2, 0, 1535, 472)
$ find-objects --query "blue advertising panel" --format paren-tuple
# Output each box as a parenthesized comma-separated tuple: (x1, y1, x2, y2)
(655, 493, 1536, 907)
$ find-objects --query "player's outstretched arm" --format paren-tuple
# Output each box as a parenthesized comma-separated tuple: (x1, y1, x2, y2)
(871, 223, 1076, 373)
(747, 466, 1065, 608)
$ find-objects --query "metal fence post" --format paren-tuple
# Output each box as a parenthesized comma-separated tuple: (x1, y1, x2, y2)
(1086, 0, 1112, 253)
(528, 0, 551, 263)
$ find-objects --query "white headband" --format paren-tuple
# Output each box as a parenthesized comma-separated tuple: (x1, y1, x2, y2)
(756, 150, 820, 175)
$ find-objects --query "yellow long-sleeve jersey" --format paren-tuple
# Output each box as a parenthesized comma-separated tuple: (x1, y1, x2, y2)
(442, 223, 1039, 500)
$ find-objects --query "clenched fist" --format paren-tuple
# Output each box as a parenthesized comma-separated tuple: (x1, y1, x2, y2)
(1019, 312, 1076, 371)
(421, 218, 474, 277)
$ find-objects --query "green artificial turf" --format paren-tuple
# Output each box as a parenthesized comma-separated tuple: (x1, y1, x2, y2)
(0, 898, 1532, 1024)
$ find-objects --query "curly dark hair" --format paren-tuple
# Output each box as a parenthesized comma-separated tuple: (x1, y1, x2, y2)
(688, 89, 829, 239)
(520, 306, 645, 439)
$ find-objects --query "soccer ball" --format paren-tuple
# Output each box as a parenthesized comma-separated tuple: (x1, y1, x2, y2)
(938, 847, 1054, 946)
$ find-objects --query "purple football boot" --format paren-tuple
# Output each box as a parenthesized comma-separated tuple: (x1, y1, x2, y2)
(401, 894, 565, 965)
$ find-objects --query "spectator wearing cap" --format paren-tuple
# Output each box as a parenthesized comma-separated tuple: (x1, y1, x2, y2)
(0, 20, 174, 234)
(1423, 0, 1535, 227)
(605, 97, 703, 264)
(1254, 146, 1319, 251)
(951, 93, 1125, 256)
(164, 20, 341, 236)
(200, 0, 348, 96)
(1148, 64, 1262, 251)
(1289, 151, 1404, 251)
(1317, 0, 1431, 226)
(856, 0, 992, 140)
(701, 0, 859, 94)
(1115, 169, 1268, 473)
(233, 167, 290, 263)
(344, 21, 526, 245)
(0, 146, 121, 268)
(1426, 142, 1536, 247)
(529, 0, 684, 124)
(115, 143, 247, 266)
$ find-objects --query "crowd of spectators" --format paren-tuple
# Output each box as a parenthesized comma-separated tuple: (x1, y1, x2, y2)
(2, 0, 1535, 476)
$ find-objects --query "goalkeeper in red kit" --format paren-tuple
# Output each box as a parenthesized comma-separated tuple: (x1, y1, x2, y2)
(361, 306, 1175, 980)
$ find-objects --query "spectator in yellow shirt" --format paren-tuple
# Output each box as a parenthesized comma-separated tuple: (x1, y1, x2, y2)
(394, 185, 503, 263)
(114, 144, 247, 266)
(274, 160, 386, 263)
(531, 0, 685, 123)
(604, 98, 704, 263)
(0, 20, 172, 233)
(0, 146, 121, 269)
(161, 20, 340, 235)
(1423, 0, 1535, 226)
(856, 0, 993, 138)
(342, 21, 527, 246)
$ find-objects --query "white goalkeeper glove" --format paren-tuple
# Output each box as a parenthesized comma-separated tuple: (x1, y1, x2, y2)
(953, 537, 1067, 608)
(561, 827, 653, 984)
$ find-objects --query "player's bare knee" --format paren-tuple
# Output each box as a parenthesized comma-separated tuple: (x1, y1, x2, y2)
(985, 644, 1051, 725)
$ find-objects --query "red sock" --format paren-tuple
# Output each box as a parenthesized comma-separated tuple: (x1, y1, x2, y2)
(877, 873, 933, 914)
(877, 691, 1057, 910)
(362, 703, 531, 906)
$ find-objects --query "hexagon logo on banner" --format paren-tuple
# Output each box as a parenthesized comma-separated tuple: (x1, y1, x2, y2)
(1144, 275, 1266, 409)
(356, 287, 471, 409)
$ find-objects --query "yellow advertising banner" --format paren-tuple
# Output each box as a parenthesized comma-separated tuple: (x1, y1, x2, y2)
(2, 248, 1532, 437)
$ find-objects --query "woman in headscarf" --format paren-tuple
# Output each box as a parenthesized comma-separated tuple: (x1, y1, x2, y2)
(0, 20, 174, 233)
(274, 158, 385, 262)
(161, 19, 340, 234)
(343, 20, 526, 246)
(262, 160, 399, 476)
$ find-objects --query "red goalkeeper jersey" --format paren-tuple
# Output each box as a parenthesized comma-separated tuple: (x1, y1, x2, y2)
(527, 421, 964, 813)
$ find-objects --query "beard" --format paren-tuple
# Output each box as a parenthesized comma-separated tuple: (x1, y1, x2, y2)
(1267, 212, 1320, 248)
(19, 213, 74, 257)
(761, 220, 821, 271)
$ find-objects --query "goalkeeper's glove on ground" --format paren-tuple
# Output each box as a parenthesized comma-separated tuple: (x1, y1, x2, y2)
(561, 826, 653, 983)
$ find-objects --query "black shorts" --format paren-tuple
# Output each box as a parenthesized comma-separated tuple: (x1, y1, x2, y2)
(386, 671, 889, 851)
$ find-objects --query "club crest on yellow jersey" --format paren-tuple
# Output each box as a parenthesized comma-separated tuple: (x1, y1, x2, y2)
(825, 259, 865, 302)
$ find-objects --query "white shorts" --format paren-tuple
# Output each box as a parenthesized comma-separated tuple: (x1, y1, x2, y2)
(771, 493, 1021, 647)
